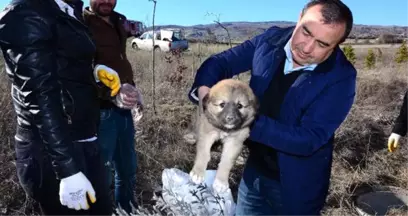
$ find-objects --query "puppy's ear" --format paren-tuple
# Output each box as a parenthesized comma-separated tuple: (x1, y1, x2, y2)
(202, 93, 210, 111)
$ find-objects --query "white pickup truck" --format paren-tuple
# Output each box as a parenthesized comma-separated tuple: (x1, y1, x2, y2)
(131, 29, 189, 52)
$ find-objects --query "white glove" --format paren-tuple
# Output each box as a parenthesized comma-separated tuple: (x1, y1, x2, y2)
(59, 172, 96, 210)
(388, 133, 402, 152)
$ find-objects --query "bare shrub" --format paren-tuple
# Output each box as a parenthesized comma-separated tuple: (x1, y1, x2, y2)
(377, 33, 404, 44)
(164, 49, 188, 86)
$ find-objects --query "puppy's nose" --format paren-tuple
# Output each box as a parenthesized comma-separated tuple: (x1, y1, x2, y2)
(226, 115, 235, 122)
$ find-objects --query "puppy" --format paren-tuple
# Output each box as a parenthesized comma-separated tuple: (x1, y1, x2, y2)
(189, 78, 259, 193)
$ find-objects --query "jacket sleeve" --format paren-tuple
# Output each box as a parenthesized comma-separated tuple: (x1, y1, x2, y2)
(0, 8, 79, 179)
(249, 72, 357, 157)
(188, 28, 276, 104)
(392, 90, 408, 136)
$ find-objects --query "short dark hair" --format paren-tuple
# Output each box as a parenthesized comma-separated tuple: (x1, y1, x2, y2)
(302, 0, 353, 43)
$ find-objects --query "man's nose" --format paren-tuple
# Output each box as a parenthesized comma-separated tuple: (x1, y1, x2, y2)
(303, 40, 314, 54)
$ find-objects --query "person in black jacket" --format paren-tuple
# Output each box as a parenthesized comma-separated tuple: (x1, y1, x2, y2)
(388, 90, 408, 152)
(0, 0, 127, 214)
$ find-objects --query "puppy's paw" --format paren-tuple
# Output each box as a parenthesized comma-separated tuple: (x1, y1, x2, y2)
(189, 170, 205, 184)
(213, 178, 229, 194)
(183, 132, 197, 145)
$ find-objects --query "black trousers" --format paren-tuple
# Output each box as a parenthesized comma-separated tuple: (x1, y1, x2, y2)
(14, 125, 112, 215)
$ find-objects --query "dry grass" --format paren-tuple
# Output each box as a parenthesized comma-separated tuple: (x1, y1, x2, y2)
(0, 40, 407, 215)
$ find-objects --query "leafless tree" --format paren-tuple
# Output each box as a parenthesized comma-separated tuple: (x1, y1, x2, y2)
(204, 12, 240, 79)
(149, 0, 157, 115)
(205, 12, 232, 49)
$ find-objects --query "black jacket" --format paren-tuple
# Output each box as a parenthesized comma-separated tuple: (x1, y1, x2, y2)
(392, 90, 408, 136)
(0, 0, 100, 178)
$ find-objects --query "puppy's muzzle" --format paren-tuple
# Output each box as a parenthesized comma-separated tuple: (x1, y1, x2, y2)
(221, 105, 242, 128)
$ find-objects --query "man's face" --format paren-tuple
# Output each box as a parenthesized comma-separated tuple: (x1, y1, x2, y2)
(290, 4, 346, 66)
(90, 0, 116, 16)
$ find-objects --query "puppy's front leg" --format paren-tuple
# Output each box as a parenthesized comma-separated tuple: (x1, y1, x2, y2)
(214, 129, 249, 193)
(190, 132, 218, 184)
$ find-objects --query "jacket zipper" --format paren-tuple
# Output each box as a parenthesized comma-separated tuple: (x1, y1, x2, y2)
(51, 2, 88, 125)
(67, 115, 72, 125)
(64, 89, 74, 125)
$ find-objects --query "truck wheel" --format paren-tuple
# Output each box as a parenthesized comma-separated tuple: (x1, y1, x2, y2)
(132, 43, 138, 49)
(154, 46, 161, 52)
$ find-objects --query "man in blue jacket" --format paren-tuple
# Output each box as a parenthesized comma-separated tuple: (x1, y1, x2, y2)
(188, 0, 356, 215)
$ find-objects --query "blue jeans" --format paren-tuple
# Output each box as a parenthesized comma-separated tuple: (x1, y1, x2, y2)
(98, 107, 137, 213)
(235, 157, 283, 215)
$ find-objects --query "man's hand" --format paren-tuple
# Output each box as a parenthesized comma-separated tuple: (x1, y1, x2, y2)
(198, 86, 210, 101)
(197, 86, 210, 109)
(114, 83, 143, 110)
(94, 64, 121, 97)
(59, 172, 96, 210)
(388, 133, 402, 152)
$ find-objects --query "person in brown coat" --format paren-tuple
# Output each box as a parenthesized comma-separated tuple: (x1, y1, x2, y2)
(83, 0, 142, 213)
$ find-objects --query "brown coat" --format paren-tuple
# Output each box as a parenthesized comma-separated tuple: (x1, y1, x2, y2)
(83, 7, 134, 85)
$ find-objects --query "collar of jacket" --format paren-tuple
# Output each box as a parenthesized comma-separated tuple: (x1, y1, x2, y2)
(8, 0, 88, 27)
(43, 0, 84, 15)
(54, 0, 76, 19)
(265, 25, 339, 74)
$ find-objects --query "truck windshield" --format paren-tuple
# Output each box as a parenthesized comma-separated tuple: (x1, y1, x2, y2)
(172, 32, 184, 41)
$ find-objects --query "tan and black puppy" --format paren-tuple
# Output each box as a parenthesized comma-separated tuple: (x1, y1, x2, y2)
(189, 78, 259, 193)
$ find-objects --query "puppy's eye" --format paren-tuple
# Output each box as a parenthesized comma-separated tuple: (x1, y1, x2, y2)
(237, 103, 243, 109)
(219, 102, 225, 108)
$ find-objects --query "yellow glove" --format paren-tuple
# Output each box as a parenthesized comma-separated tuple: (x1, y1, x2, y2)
(93, 64, 121, 96)
(388, 133, 401, 152)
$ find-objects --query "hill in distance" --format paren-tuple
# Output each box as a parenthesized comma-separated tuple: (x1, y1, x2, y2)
(147, 21, 408, 43)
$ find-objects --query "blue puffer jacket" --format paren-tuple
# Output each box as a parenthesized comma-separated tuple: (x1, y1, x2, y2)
(188, 26, 357, 214)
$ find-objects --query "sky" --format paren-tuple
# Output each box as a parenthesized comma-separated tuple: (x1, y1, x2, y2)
(1, 0, 407, 26)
